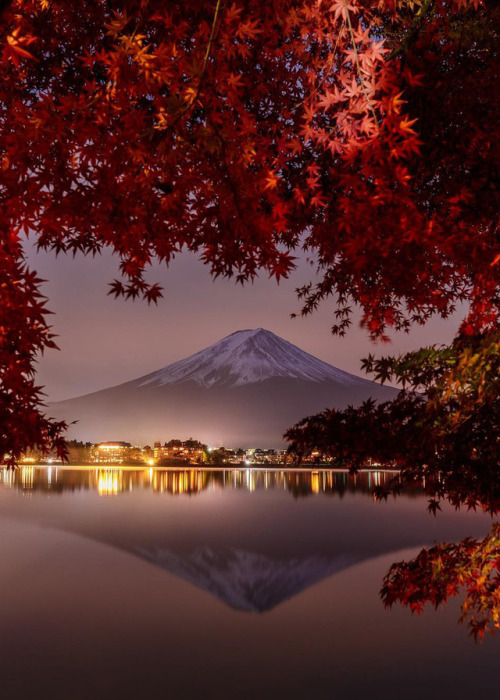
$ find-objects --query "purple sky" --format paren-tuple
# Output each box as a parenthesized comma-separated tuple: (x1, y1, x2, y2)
(26, 243, 464, 402)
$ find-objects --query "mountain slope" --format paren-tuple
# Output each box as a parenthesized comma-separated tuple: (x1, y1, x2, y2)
(49, 329, 398, 446)
(137, 545, 361, 612)
(138, 328, 368, 389)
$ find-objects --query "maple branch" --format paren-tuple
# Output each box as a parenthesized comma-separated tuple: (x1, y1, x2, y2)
(343, 0, 380, 132)
(206, 112, 247, 237)
(200, 0, 224, 89)
(388, 0, 436, 61)
(168, 0, 224, 129)
(291, 30, 343, 113)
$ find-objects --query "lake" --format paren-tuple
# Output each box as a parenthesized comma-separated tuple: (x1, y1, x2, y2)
(0, 466, 497, 699)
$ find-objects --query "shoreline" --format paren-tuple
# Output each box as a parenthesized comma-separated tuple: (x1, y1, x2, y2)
(18, 463, 401, 473)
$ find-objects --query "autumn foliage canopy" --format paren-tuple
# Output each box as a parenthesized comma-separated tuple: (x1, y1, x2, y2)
(1, 0, 498, 460)
(0, 0, 498, 637)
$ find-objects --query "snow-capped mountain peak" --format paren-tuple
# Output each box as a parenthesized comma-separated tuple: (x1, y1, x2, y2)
(139, 328, 365, 389)
(50, 327, 398, 445)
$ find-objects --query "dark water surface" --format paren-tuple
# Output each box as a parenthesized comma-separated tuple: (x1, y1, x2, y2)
(0, 467, 497, 700)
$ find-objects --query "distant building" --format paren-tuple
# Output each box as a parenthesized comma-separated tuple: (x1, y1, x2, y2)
(92, 442, 132, 464)
(153, 439, 205, 464)
(246, 449, 287, 465)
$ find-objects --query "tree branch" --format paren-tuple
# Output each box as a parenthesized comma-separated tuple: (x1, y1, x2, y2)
(343, 0, 380, 131)
(168, 0, 225, 129)
(388, 0, 436, 60)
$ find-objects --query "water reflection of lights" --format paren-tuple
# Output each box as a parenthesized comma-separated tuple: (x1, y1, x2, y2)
(368, 471, 382, 489)
(21, 466, 34, 489)
(0, 466, 403, 499)
(311, 472, 320, 494)
(98, 470, 122, 496)
(1, 468, 14, 488)
(245, 469, 256, 493)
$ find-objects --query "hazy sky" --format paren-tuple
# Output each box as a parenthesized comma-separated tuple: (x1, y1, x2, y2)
(26, 243, 465, 402)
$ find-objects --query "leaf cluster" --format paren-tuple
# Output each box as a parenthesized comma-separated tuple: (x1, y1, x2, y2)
(0, 1, 498, 463)
(381, 522, 500, 641)
(285, 328, 500, 514)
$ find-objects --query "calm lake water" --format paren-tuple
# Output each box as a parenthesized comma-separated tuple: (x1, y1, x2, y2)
(0, 466, 497, 700)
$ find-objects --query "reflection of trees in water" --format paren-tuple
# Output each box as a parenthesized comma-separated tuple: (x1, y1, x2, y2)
(0, 466, 421, 499)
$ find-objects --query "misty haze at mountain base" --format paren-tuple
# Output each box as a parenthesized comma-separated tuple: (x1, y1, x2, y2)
(50, 329, 398, 446)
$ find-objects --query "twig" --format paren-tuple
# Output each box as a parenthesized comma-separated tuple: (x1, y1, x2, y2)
(388, 0, 435, 60)
(291, 30, 343, 113)
(343, 0, 380, 131)
(168, 0, 224, 129)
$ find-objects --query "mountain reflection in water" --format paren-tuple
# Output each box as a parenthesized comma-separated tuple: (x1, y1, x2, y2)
(0, 466, 427, 613)
(0, 466, 496, 700)
(1, 465, 410, 499)
(0, 466, 470, 615)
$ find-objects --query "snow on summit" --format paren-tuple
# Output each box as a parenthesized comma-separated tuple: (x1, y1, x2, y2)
(139, 328, 366, 389)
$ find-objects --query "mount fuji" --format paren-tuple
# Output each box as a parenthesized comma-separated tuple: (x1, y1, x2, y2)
(49, 328, 398, 446)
